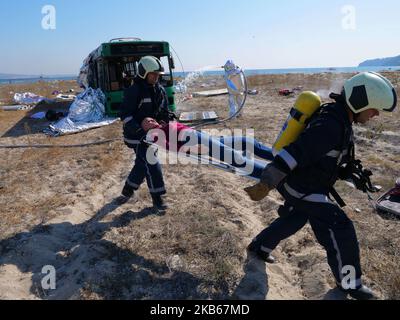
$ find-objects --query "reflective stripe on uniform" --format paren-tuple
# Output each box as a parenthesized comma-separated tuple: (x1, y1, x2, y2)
(149, 186, 166, 194)
(329, 229, 344, 282)
(326, 149, 348, 158)
(127, 179, 140, 189)
(138, 98, 152, 109)
(123, 116, 133, 124)
(283, 183, 335, 204)
(326, 148, 349, 165)
(329, 229, 362, 289)
(326, 150, 341, 158)
(278, 149, 298, 171)
(124, 138, 141, 145)
(260, 246, 273, 254)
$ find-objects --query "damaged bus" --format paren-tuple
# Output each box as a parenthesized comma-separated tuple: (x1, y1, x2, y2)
(78, 38, 176, 116)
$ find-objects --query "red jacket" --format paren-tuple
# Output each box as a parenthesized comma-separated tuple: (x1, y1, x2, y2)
(149, 122, 192, 151)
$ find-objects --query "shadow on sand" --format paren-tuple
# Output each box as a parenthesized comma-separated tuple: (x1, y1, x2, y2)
(232, 252, 269, 300)
(0, 199, 224, 300)
(2, 101, 70, 138)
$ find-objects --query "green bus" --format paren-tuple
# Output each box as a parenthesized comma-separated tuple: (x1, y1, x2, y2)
(82, 38, 176, 116)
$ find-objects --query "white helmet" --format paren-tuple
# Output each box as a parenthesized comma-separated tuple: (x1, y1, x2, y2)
(137, 56, 165, 79)
(343, 72, 397, 113)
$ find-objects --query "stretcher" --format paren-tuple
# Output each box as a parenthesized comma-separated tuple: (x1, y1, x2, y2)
(375, 178, 400, 216)
(144, 138, 270, 182)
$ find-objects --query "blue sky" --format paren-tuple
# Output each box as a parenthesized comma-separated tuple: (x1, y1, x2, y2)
(0, 0, 399, 75)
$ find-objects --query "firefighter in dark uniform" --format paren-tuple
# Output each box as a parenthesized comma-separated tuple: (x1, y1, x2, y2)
(118, 56, 176, 211)
(245, 72, 397, 300)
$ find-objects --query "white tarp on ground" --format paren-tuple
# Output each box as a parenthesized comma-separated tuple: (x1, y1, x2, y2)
(45, 88, 118, 136)
(13, 92, 52, 105)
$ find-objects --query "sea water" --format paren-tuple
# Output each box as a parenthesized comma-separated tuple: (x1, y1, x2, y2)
(173, 65, 399, 78)
(1, 66, 398, 85)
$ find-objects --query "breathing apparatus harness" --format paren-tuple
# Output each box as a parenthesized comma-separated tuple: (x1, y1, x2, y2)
(328, 93, 380, 207)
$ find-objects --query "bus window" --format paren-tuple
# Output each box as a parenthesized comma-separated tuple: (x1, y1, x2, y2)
(97, 61, 107, 91)
(159, 56, 173, 87)
(123, 61, 137, 77)
(108, 63, 120, 91)
(122, 61, 136, 88)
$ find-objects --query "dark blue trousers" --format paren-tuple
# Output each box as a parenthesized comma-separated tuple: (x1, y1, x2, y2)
(126, 143, 166, 196)
(253, 198, 363, 288)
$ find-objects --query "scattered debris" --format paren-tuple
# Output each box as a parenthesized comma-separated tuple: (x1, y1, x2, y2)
(166, 255, 184, 272)
(181, 94, 193, 102)
(192, 88, 228, 98)
(56, 94, 76, 101)
(247, 89, 259, 95)
(179, 111, 218, 122)
(45, 88, 118, 136)
(279, 89, 294, 96)
(68, 88, 105, 122)
(278, 86, 303, 96)
(174, 83, 188, 94)
(1, 105, 32, 111)
(293, 86, 303, 91)
(13, 92, 52, 105)
(375, 178, 400, 216)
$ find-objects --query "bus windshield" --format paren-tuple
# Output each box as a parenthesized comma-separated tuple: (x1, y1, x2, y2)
(106, 55, 172, 92)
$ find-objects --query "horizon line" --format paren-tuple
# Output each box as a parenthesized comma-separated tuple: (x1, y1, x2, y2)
(2, 65, 400, 79)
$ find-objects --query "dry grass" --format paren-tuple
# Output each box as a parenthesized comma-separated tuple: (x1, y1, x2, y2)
(1, 74, 399, 300)
(0, 80, 80, 105)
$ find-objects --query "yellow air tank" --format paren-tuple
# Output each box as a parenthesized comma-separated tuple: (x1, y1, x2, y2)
(273, 91, 322, 156)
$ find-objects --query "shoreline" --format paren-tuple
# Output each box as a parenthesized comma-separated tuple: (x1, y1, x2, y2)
(1, 65, 399, 85)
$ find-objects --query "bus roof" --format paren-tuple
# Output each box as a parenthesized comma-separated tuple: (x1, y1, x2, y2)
(92, 40, 171, 59)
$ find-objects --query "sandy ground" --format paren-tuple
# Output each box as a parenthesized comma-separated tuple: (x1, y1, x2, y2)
(0, 72, 399, 300)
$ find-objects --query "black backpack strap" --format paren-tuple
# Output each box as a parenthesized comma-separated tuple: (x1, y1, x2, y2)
(312, 104, 350, 207)
(330, 187, 347, 208)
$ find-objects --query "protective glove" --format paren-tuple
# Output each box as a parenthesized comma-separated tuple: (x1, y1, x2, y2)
(339, 161, 378, 193)
(245, 183, 272, 202)
(244, 164, 288, 202)
(338, 163, 353, 181)
(157, 109, 178, 122)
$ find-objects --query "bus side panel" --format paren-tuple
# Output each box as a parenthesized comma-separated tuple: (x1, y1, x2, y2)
(164, 86, 176, 112)
(105, 87, 175, 116)
(105, 91, 124, 116)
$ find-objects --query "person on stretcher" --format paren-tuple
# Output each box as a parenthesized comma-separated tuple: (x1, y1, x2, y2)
(142, 118, 273, 180)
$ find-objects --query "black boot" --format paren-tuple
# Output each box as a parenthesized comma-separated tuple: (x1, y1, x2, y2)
(151, 194, 169, 212)
(247, 241, 276, 264)
(339, 285, 377, 300)
(122, 184, 134, 198)
(114, 184, 135, 205)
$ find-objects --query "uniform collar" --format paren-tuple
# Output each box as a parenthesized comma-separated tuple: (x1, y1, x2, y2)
(334, 102, 352, 127)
